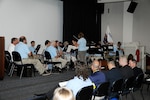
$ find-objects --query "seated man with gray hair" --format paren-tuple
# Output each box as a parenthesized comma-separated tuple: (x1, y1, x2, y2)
(89, 60, 106, 88)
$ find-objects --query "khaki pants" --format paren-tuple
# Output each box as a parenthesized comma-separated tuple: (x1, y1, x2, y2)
(21, 58, 45, 75)
(52, 57, 67, 69)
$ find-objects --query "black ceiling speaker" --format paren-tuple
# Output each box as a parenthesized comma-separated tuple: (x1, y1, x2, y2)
(127, 1, 138, 13)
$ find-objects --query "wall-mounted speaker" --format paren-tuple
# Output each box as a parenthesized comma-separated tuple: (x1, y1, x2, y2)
(127, 1, 138, 13)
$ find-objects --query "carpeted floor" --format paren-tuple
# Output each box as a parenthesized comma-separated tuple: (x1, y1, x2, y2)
(0, 70, 75, 100)
(0, 70, 150, 100)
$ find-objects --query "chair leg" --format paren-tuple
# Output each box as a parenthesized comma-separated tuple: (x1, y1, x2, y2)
(32, 65, 35, 76)
(130, 92, 135, 100)
(9, 64, 15, 77)
(92, 95, 95, 100)
(147, 83, 150, 91)
(119, 94, 122, 100)
(20, 67, 24, 79)
(140, 89, 144, 100)
(125, 94, 128, 100)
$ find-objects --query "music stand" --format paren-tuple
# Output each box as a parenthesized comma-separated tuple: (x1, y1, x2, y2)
(34, 44, 41, 54)
(107, 45, 114, 51)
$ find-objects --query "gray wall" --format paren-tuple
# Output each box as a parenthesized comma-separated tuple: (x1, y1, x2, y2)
(101, 0, 150, 53)
(101, 2, 123, 44)
(0, 0, 63, 49)
(133, 0, 150, 52)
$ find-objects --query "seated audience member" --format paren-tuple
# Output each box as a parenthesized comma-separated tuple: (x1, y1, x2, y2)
(66, 63, 93, 96)
(46, 41, 67, 70)
(89, 60, 106, 88)
(38, 62, 91, 100)
(53, 87, 75, 100)
(117, 41, 124, 56)
(119, 55, 134, 79)
(104, 59, 123, 87)
(127, 53, 134, 64)
(14, 36, 50, 76)
(129, 59, 143, 77)
(8, 37, 19, 55)
(29, 40, 36, 55)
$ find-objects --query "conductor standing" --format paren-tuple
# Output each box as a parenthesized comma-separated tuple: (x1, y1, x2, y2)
(77, 32, 87, 64)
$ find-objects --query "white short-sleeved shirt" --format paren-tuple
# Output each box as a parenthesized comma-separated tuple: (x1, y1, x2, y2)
(8, 44, 15, 55)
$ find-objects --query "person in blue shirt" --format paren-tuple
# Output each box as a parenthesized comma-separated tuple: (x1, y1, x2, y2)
(77, 32, 87, 63)
(15, 36, 50, 76)
(66, 63, 93, 96)
(46, 41, 67, 70)
(89, 60, 106, 88)
(29, 41, 36, 55)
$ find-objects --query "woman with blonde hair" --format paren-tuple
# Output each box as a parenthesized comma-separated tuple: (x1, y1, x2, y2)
(53, 87, 75, 100)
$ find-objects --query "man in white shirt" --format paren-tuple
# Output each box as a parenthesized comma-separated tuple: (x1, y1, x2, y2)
(8, 37, 19, 55)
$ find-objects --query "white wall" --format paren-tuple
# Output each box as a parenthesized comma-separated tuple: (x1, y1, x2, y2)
(101, 0, 150, 53)
(133, 0, 150, 53)
(0, 0, 63, 49)
(101, 2, 123, 44)
(123, 1, 133, 43)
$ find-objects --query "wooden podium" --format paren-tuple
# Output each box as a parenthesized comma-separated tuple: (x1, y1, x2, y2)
(0, 37, 5, 80)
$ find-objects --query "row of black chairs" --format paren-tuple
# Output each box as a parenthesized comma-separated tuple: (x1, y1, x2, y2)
(77, 73, 144, 100)
(5, 51, 62, 79)
(5, 51, 35, 79)
(30, 74, 144, 100)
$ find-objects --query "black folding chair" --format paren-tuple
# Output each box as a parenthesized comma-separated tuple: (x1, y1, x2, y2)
(122, 76, 135, 99)
(11, 51, 35, 79)
(76, 85, 93, 100)
(110, 79, 124, 100)
(131, 74, 144, 100)
(5, 51, 14, 75)
(93, 82, 110, 100)
(44, 51, 62, 73)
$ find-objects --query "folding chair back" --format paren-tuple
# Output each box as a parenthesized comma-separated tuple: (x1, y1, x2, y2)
(76, 85, 93, 100)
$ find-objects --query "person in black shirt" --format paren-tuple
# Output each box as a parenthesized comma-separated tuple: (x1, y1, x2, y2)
(119, 55, 134, 79)
(104, 59, 123, 87)
(129, 59, 143, 77)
